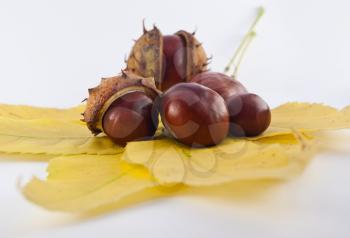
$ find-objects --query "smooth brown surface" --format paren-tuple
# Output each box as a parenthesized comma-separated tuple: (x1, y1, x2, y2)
(160, 83, 229, 147)
(161, 35, 187, 91)
(191, 72, 248, 101)
(227, 93, 271, 137)
(102, 91, 158, 146)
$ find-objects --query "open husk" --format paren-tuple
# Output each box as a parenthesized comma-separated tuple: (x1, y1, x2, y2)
(126, 24, 209, 90)
(83, 71, 160, 135)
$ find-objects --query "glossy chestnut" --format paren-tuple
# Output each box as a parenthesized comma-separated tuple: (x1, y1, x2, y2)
(191, 71, 247, 101)
(160, 83, 229, 147)
(162, 35, 187, 91)
(226, 93, 271, 137)
(102, 91, 158, 146)
(83, 71, 160, 146)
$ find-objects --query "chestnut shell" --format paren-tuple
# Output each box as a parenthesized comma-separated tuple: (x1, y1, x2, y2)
(160, 83, 229, 147)
(191, 72, 248, 102)
(227, 93, 271, 137)
(126, 26, 208, 91)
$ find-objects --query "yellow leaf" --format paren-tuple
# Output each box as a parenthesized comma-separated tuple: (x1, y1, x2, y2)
(271, 102, 350, 130)
(0, 103, 85, 120)
(123, 137, 312, 186)
(16, 102, 348, 213)
(22, 136, 312, 213)
(22, 154, 156, 212)
(0, 117, 122, 156)
(343, 105, 350, 115)
(1, 102, 347, 158)
(251, 102, 350, 140)
(0, 153, 55, 161)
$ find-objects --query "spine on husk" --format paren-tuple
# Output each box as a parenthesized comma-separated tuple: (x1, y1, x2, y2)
(126, 24, 210, 91)
(82, 70, 160, 135)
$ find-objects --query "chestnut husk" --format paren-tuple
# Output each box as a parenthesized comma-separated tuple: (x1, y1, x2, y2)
(126, 24, 209, 91)
(83, 70, 160, 135)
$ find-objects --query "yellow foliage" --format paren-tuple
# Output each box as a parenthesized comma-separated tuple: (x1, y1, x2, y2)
(22, 154, 154, 212)
(2, 102, 348, 213)
(270, 102, 350, 130)
(0, 117, 121, 155)
(0, 104, 85, 120)
(123, 137, 312, 186)
(251, 103, 350, 140)
(1, 102, 349, 157)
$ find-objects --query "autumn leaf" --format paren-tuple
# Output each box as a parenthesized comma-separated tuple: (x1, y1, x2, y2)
(0, 103, 123, 156)
(22, 136, 311, 212)
(122, 136, 313, 186)
(271, 102, 350, 130)
(1, 102, 349, 158)
(22, 134, 314, 213)
(342, 105, 350, 116)
(0, 104, 85, 121)
(22, 154, 155, 212)
(0, 117, 122, 156)
(252, 103, 350, 140)
(19, 102, 350, 213)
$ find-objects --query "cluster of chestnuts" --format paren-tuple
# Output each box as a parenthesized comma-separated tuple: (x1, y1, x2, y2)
(82, 24, 271, 147)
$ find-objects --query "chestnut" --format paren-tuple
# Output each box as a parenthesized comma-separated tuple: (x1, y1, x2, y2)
(191, 71, 270, 137)
(191, 71, 247, 102)
(102, 91, 158, 146)
(160, 82, 229, 147)
(127, 25, 208, 91)
(83, 71, 160, 146)
(162, 35, 186, 92)
(226, 93, 271, 137)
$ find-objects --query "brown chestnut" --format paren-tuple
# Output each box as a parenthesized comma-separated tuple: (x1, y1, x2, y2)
(160, 82, 229, 147)
(102, 91, 158, 146)
(191, 71, 270, 137)
(161, 35, 187, 91)
(83, 71, 160, 146)
(191, 71, 247, 102)
(226, 93, 271, 137)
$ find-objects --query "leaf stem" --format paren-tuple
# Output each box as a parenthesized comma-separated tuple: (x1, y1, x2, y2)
(224, 6, 265, 78)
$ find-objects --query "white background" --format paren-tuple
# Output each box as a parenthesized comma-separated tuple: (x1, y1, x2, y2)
(1, 0, 350, 237)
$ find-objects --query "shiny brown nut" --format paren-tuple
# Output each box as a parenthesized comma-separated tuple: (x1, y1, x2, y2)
(161, 35, 187, 91)
(226, 93, 271, 137)
(160, 82, 229, 147)
(191, 71, 248, 101)
(83, 71, 160, 146)
(102, 91, 158, 146)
